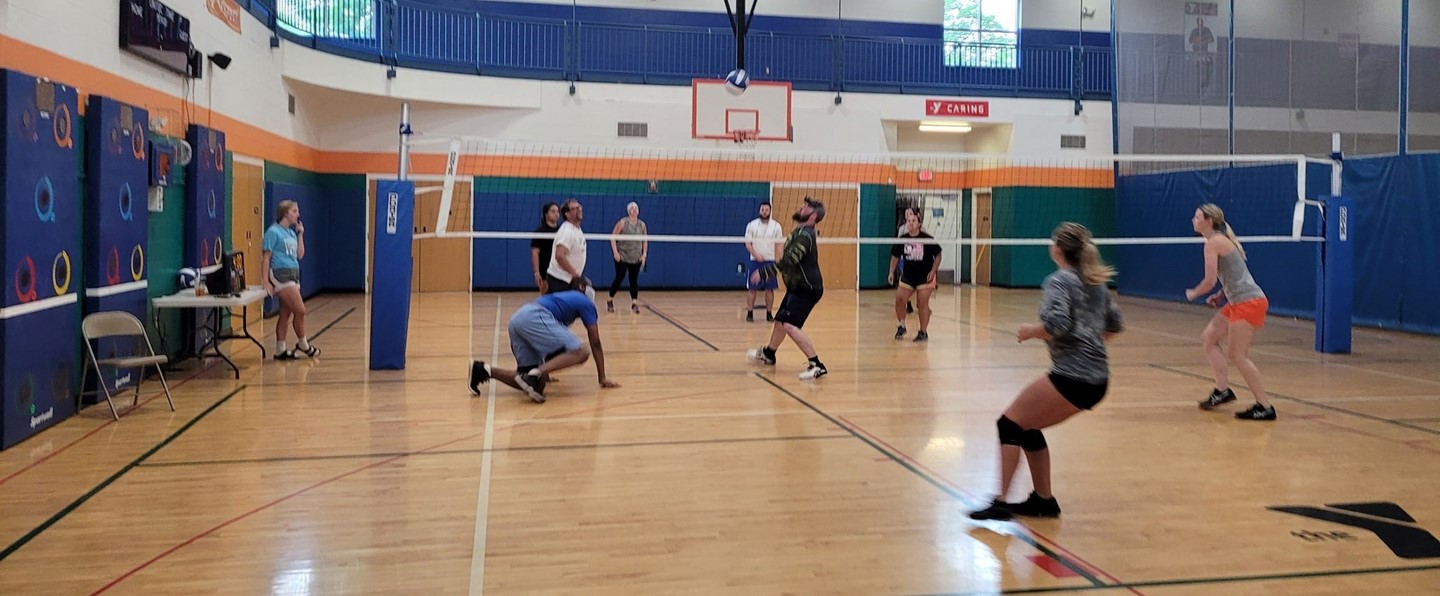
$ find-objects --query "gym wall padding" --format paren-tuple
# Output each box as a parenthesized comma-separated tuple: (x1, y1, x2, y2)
(1114, 163, 1329, 319)
(263, 163, 367, 292)
(0, 70, 81, 449)
(471, 177, 771, 290)
(988, 187, 1116, 288)
(83, 95, 150, 397)
(858, 184, 897, 289)
(1340, 155, 1440, 335)
(186, 125, 227, 270)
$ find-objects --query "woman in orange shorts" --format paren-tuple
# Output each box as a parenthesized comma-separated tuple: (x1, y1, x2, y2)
(1185, 204, 1275, 420)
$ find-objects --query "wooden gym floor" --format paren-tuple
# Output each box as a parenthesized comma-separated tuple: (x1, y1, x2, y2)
(2, 287, 1439, 594)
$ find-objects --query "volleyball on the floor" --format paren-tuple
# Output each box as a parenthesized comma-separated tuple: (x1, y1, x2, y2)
(178, 267, 198, 288)
(724, 69, 750, 95)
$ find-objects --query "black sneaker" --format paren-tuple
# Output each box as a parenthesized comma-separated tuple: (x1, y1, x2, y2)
(469, 361, 491, 395)
(969, 498, 1014, 521)
(1009, 492, 1061, 518)
(765, 311, 774, 322)
(913, 331, 929, 342)
(274, 350, 296, 361)
(799, 361, 828, 380)
(894, 325, 907, 340)
(1236, 403, 1277, 421)
(1199, 388, 1237, 410)
(515, 371, 547, 403)
(906, 302, 915, 314)
(747, 346, 777, 365)
(606, 300, 615, 313)
(299, 344, 320, 358)
(745, 311, 754, 322)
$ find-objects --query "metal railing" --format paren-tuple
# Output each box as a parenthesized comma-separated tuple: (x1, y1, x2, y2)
(239, 0, 1111, 99)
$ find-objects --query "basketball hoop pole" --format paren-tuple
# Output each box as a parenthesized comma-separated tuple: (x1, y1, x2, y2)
(723, 0, 756, 70)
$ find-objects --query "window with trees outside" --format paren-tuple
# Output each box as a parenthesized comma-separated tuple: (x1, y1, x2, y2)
(944, 0, 1019, 68)
(277, 0, 376, 39)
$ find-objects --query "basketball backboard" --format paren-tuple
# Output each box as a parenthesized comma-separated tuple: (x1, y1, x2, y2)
(691, 79, 792, 141)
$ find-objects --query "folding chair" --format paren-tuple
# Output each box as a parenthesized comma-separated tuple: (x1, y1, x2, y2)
(80, 311, 175, 420)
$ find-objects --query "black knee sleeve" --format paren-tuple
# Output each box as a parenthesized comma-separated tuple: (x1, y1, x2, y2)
(1020, 429, 1048, 452)
(997, 415, 1024, 446)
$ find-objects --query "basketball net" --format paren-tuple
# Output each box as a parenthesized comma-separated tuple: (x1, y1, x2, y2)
(731, 129, 758, 149)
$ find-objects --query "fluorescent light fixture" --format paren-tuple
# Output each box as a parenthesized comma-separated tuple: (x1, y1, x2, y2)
(919, 121, 972, 133)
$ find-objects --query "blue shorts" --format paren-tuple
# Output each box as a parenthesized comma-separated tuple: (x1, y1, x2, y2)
(508, 303, 583, 368)
(747, 260, 778, 290)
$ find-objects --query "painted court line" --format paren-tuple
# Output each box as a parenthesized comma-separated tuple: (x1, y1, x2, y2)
(469, 295, 502, 596)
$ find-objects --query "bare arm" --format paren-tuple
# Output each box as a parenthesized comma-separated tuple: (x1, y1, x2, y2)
(261, 250, 273, 293)
(295, 222, 306, 260)
(611, 219, 624, 259)
(640, 221, 648, 262)
(586, 324, 619, 387)
(887, 255, 899, 284)
(554, 244, 580, 280)
(1186, 238, 1221, 300)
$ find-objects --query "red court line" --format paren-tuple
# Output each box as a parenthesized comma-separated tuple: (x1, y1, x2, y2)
(0, 296, 340, 489)
(837, 415, 1141, 595)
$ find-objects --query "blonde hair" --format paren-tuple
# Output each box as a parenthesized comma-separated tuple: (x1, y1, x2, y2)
(275, 200, 297, 224)
(1052, 222, 1115, 285)
(1198, 203, 1245, 260)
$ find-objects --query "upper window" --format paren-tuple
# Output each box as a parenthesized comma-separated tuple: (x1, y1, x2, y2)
(943, 0, 1019, 68)
(277, 0, 376, 39)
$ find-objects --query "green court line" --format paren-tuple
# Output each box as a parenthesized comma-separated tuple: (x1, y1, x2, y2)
(753, 373, 1108, 588)
(136, 434, 853, 468)
(0, 385, 247, 563)
(1152, 364, 1440, 436)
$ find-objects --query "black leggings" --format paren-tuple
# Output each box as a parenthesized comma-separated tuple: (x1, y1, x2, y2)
(609, 261, 641, 299)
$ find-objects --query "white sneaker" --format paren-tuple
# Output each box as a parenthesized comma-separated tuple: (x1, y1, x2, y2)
(799, 361, 828, 380)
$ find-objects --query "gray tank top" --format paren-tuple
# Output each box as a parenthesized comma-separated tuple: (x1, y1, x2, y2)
(1217, 247, 1265, 303)
(617, 219, 645, 263)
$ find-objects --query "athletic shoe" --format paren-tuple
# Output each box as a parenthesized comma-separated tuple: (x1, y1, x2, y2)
(799, 361, 828, 380)
(968, 498, 1014, 521)
(765, 311, 774, 322)
(632, 303, 640, 314)
(299, 344, 320, 358)
(606, 300, 615, 313)
(469, 362, 492, 395)
(1235, 403, 1277, 421)
(745, 311, 754, 322)
(906, 302, 914, 314)
(1009, 492, 1061, 518)
(1199, 388, 1237, 410)
(894, 325, 907, 340)
(913, 331, 929, 342)
(747, 347, 776, 365)
(515, 371, 548, 403)
(274, 350, 296, 361)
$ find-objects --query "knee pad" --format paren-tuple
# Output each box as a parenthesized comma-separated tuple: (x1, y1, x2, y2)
(996, 415, 1024, 446)
(1020, 429, 1048, 452)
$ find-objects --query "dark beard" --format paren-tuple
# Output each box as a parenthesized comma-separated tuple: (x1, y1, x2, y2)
(792, 212, 806, 223)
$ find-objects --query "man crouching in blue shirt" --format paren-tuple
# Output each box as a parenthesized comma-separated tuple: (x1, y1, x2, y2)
(469, 287, 622, 403)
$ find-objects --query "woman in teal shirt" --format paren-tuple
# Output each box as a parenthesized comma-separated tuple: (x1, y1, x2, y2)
(262, 200, 319, 360)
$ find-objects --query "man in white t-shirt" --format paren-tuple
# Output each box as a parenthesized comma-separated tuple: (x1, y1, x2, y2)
(546, 198, 590, 293)
(743, 201, 784, 322)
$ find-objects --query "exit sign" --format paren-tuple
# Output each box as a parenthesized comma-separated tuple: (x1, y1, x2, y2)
(926, 99, 990, 118)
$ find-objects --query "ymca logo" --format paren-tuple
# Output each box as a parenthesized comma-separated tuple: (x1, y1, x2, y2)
(1271, 501, 1440, 559)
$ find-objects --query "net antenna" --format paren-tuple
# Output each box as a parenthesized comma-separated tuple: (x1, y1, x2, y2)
(722, 0, 757, 69)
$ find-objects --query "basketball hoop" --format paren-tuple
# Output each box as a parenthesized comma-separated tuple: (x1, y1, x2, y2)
(731, 129, 758, 148)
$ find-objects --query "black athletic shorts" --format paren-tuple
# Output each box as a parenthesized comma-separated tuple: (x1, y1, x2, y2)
(1049, 372, 1108, 411)
(775, 287, 824, 328)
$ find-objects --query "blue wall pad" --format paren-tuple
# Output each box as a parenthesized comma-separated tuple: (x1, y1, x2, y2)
(371, 181, 414, 370)
(83, 95, 150, 396)
(185, 125, 227, 270)
(0, 70, 80, 448)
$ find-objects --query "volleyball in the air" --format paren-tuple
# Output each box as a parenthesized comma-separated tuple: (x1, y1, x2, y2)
(724, 69, 750, 95)
(178, 267, 199, 288)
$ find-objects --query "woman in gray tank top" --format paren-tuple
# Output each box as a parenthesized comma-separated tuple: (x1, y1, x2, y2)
(1185, 204, 1275, 421)
(608, 202, 648, 313)
(970, 223, 1124, 522)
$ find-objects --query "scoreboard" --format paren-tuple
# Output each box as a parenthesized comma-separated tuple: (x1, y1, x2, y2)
(118, 0, 194, 77)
